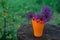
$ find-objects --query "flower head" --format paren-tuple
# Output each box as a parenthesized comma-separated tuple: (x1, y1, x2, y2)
(33, 14, 44, 21)
(26, 11, 36, 20)
(41, 6, 52, 22)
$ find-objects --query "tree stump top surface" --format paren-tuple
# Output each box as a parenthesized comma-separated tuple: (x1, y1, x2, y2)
(17, 24, 60, 40)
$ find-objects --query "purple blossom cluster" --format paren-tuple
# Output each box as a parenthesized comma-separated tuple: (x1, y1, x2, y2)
(26, 6, 52, 23)
(41, 6, 52, 22)
(26, 11, 36, 20)
(33, 14, 44, 21)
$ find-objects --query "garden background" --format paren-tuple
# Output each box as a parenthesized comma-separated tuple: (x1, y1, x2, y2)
(0, 0, 60, 40)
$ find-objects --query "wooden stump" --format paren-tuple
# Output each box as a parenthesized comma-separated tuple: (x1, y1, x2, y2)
(17, 24, 60, 40)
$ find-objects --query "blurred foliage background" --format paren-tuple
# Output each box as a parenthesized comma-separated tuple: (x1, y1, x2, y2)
(0, 0, 60, 40)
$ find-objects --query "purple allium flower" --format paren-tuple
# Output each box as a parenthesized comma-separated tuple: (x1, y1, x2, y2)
(26, 11, 36, 20)
(41, 6, 52, 22)
(33, 14, 44, 21)
(33, 14, 40, 20)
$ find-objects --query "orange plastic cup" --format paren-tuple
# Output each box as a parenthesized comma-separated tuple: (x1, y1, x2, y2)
(32, 19, 44, 37)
